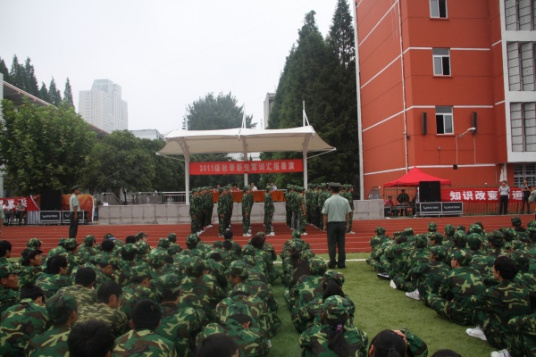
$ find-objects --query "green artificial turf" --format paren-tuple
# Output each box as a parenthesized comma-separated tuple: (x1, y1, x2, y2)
(270, 253, 494, 356)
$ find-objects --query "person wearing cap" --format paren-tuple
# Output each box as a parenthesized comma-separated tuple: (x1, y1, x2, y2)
(264, 186, 275, 236)
(0, 285, 48, 356)
(119, 265, 157, 320)
(26, 293, 77, 357)
(322, 182, 353, 269)
(299, 295, 368, 357)
(0, 264, 19, 315)
(154, 273, 203, 356)
(242, 185, 254, 237)
(69, 185, 81, 238)
(114, 299, 177, 357)
(217, 187, 229, 237)
(77, 235, 98, 264)
(427, 250, 485, 325)
(467, 256, 531, 357)
(76, 281, 129, 338)
(397, 189, 410, 216)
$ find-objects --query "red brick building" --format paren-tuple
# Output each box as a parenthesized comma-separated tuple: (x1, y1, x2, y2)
(354, 0, 536, 198)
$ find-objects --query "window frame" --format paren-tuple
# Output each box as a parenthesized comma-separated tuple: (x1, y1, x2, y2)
(430, 0, 448, 19)
(433, 48, 451, 76)
(435, 106, 454, 135)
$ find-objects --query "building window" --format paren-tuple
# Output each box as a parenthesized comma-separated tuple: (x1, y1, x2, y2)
(436, 106, 453, 134)
(430, 0, 447, 18)
(511, 102, 536, 152)
(433, 48, 451, 76)
(514, 163, 536, 187)
(507, 42, 536, 91)
(505, 0, 536, 30)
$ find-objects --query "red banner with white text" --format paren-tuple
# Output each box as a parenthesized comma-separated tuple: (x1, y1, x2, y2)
(441, 188, 523, 202)
(190, 159, 303, 175)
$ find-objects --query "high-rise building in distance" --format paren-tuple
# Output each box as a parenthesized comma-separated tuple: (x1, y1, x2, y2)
(79, 79, 128, 133)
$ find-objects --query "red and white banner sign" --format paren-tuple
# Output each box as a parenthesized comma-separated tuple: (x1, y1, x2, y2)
(441, 188, 523, 202)
(190, 159, 303, 175)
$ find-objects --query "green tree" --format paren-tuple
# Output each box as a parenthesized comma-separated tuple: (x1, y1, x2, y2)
(265, 5, 359, 193)
(139, 138, 184, 191)
(63, 78, 74, 107)
(48, 77, 62, 106)
(0, 56, 10, 82)
(9, 55, 26, 89)
(38, 82, 50, 103)
(91, 131, 155, 202)
(0, 99, 96, 195)
(23, 58, 39, 96)
(184, 92, 256, 130)
(183, 92, 255, 188)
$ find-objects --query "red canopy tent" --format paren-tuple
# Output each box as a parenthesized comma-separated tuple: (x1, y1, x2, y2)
(384, 168, 452, 187)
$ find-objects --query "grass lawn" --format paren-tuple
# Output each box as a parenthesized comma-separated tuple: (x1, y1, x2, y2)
(270, 253, 494, 356)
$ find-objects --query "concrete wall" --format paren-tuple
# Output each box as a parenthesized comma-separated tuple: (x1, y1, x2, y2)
(98, 200, 384, 225)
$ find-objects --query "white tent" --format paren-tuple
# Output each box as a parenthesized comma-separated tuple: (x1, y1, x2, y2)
(158, 125, 336, 203)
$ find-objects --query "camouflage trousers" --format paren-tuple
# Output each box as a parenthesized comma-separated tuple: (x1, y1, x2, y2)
(264, 213, 273, 234)
(428, 295, 475, 325)
(242, 213, 251, 234)
(218, 215, 226, 235)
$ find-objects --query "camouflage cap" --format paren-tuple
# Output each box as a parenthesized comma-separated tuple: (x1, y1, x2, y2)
(323, 270, 345, 286)
(309, 257, 327, 275)
(135, 232, 148, 240)
(186, 234, 198, 245)
(103, 233, 114, 240)
(375, 226, 386, 235)
(469, 223, 483, 234)
(154, 273, 181, 298)
(415, 234, 428, 248)
(487, 231, 505, 247)
(158, 238, 170, 248)
(136, 240, 150, 254)
(64, 238, 79, 251)
(511, 216, 522, 227)
(129, 265, 152, 281)
(26, 238, 43, 249)
(167, 233, 177, 242)
(83, 235, 96, 246)
(430, 246, 446, 261)
(149, 251, 168, 267)
(528, 220, 536, 228)
(58, 238, 68, 247)
(186, 256, 206, 277)
(466, 233, 483, 250)
(323, 295, 348, 323)
(97, 255, 119, 269)
(452, 250, 472, 266)
(403, 228, 414, 236)
(292, 231, 302, 239)
(517, 231, 530, 243)
(227, 260, 249, 280)
(453, 230, 467, 244)
(444, 224, 456, 236)
(428, 222, 437, 232)
(500, 227, 515, 241)
(510, 249, 530, 271)
(244, 185, 251, 191)
(266, 185, 273, 191)
(241, 254, 256, 266)
(46, 293, 77, 323)
(289, 239, 305, 252)
(0, 264, 19, 278)
(427, 232, 443, 244)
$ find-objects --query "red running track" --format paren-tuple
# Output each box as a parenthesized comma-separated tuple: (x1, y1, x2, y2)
(1, 214, 533, 257)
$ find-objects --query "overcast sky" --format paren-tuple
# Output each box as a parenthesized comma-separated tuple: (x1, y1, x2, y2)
(0, 0, 350, 135)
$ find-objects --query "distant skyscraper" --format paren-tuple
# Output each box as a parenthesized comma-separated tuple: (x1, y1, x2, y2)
(79, 79, 128, 133)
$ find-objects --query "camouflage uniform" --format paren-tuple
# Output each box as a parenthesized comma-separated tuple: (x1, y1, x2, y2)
(0, 298, 48, 356)
(217, 189, 228, 236)
(428, 250, 484, 325)
(76, 235, 98, 264)
(242, 187, 254, 235)
(35, 272, 73, 299)
(120, 266, 158, 319)
(190, 189, 202, 234)
(508, 313, 536, 357)
(76, 302, 129, 338)
(0, 265, 19, 315)
(264, 186, 275, 235)
(471, 279, 531, 350)
(299, 296, 368, 357)
(343, 186, 354, 233)
(156, 300, 203, 356)
(197, 318, 270, 357)
(18, 265, 43, 287)
(113, 329, 177, 357)
(26, 293, 77, 357)
(56, 283, 97, 308)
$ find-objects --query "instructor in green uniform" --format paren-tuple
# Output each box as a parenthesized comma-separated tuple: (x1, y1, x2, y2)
(322, 182, 352, 269)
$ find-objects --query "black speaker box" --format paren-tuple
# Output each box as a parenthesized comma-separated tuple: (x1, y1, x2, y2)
(419, 181, 441, 202)
(41, 190, 62, 210)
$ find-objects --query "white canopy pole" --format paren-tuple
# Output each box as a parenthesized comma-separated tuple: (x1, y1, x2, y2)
(303, 134, 311, 189)
(177, 139, 191, 205)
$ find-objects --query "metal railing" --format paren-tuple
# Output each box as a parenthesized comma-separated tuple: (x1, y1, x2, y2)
(99, 192, 187, 205)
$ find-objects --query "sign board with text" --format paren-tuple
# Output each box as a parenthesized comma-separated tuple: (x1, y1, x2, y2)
(190, 159, 303, 175)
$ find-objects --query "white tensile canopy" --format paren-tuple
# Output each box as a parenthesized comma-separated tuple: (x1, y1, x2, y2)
(158, 125, 336, 204)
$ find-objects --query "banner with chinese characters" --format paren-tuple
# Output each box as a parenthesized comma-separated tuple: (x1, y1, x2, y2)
(441, 188, 523, 202)
(190, 159, 303, 175)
